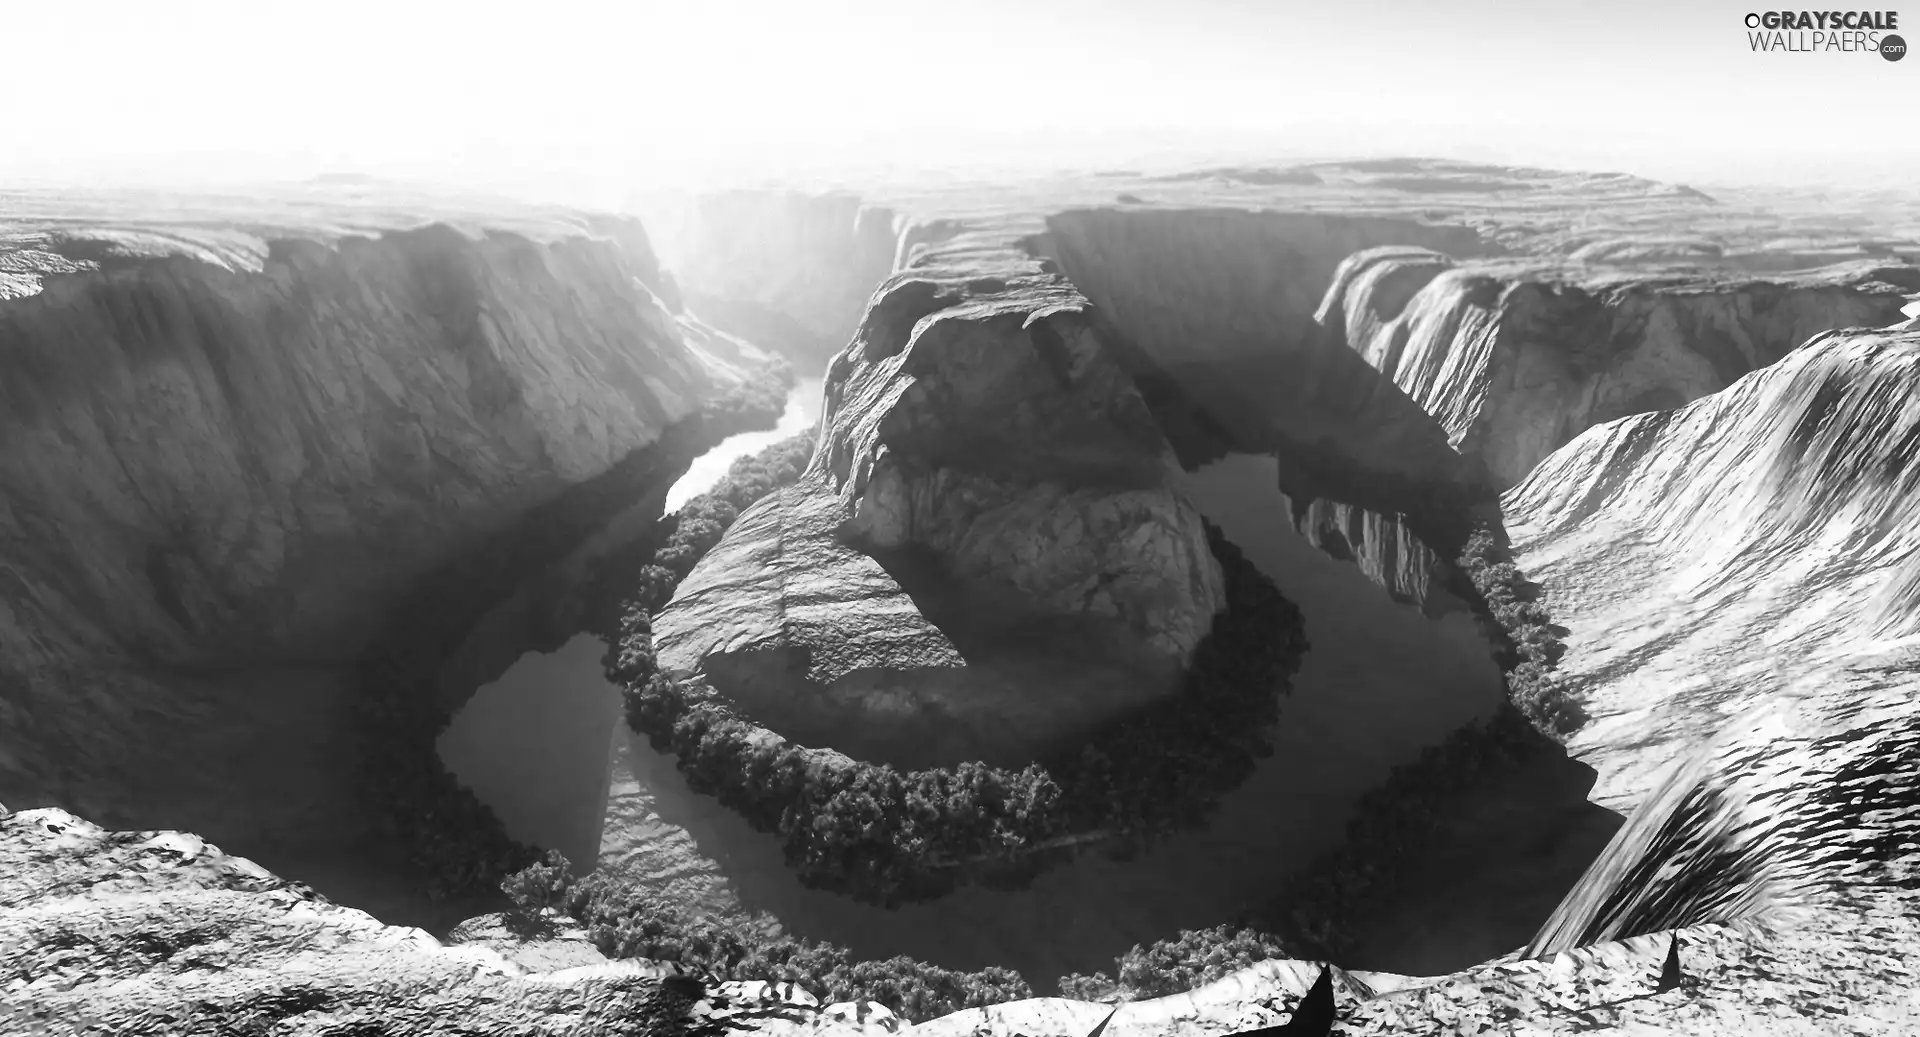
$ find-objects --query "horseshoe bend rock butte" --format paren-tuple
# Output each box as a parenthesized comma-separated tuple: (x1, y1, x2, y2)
(650, 263, 1228, 769)
(1321, 245, 1920, 487)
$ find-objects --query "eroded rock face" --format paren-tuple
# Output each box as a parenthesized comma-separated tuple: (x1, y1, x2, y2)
(1323, 246, 1920, 487)
(652, 267, 1227, 768)
(0, 193, 755, 878)
(1505, 328, 1920, 815)
(0, 218, 708, 670)
(1487, 330, 1920, 1031)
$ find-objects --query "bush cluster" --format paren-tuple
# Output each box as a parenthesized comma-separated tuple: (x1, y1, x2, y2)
(501, 853, 1032, 1024)
(1056, 925, 1295, 1003)
(348, 369, 793, 906)
(1456, 524, 1588, 738)
(607, 455, 1308, 905)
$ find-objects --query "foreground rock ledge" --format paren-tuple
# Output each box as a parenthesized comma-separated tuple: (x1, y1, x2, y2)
(6, 804, 1917, 1035)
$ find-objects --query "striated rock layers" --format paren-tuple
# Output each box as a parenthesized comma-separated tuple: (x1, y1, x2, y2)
(650, 265, 1228, 769)
(0, 200, 759, 866)
(1321, 245, 1920, 487)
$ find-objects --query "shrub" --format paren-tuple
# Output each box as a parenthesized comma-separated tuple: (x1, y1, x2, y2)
(1057, 925, 1296, 1002)
(607, 451, 1309, 905)
(501, 849, 576, 917)
(539, 868, 1031, 1023)
(1456, 524, 1588, 738)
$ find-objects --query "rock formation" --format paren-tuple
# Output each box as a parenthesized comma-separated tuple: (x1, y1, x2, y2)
(0, 805, 900, 1036)
(1504, 327, 1920, 813)
(12, 165, 1920, 1037)
(650, 261, 1227, 769)
(1321, 246, 1920, 487)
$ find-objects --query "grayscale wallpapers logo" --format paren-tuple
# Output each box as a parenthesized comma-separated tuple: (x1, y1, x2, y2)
(1743, 9, 1906, 57)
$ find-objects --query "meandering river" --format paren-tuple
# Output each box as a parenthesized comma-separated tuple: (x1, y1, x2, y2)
(438, 441, 1507, 989)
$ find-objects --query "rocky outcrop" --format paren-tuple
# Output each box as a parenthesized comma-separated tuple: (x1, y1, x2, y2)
(0, 806, 901, 1036)
(1321, 247, 1920, 487)
(1488, 329, 1920, 1028)
(650, 264, 1227, 769)
(634, 190, 961, 365)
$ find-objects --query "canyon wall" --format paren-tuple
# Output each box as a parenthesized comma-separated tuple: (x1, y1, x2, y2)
(0, 203, 760, 857)
(1322, 246, 1920, 487)
(635, 190, 961, 365)
(1035, 208, 1492, 489)
(0, 220, 717, 669)
(651, 262, 1227, 769)
(1503, 327, 1920, 816)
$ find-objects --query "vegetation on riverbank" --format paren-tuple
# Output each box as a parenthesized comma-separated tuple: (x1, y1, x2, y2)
(606, 439, 1308, 906)
(1455, 522, 1588, 737)
(350, 364, 792, 905)
(503, 851, 1030, 1024)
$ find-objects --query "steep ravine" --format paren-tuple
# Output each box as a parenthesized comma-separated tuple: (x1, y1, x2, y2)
(0, 207, 781, 931)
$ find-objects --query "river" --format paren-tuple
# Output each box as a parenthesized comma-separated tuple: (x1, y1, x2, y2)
(438, 443, 1508, 989)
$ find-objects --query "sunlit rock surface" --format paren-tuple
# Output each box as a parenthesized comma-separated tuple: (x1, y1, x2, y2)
(1441, 329, 1920, 1033)
(651, 259, 1226, 768)
(1506, 328, 1920, 814)
(1322, 246, 1920, 486)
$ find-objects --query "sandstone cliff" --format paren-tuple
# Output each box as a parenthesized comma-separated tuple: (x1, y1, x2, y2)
(650, 261, 1226, 769)
(1505, 328, 1920, 815)
(0, 190, 767, 906)
(1321, 246, 1920, 487)
(1481, 330, 1920, 1030)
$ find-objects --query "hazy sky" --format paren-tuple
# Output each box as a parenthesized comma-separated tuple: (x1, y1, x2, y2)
(4, 0, 1914, 194)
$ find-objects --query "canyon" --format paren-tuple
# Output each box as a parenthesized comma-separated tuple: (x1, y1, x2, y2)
(5, 160, 1920, 1035)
